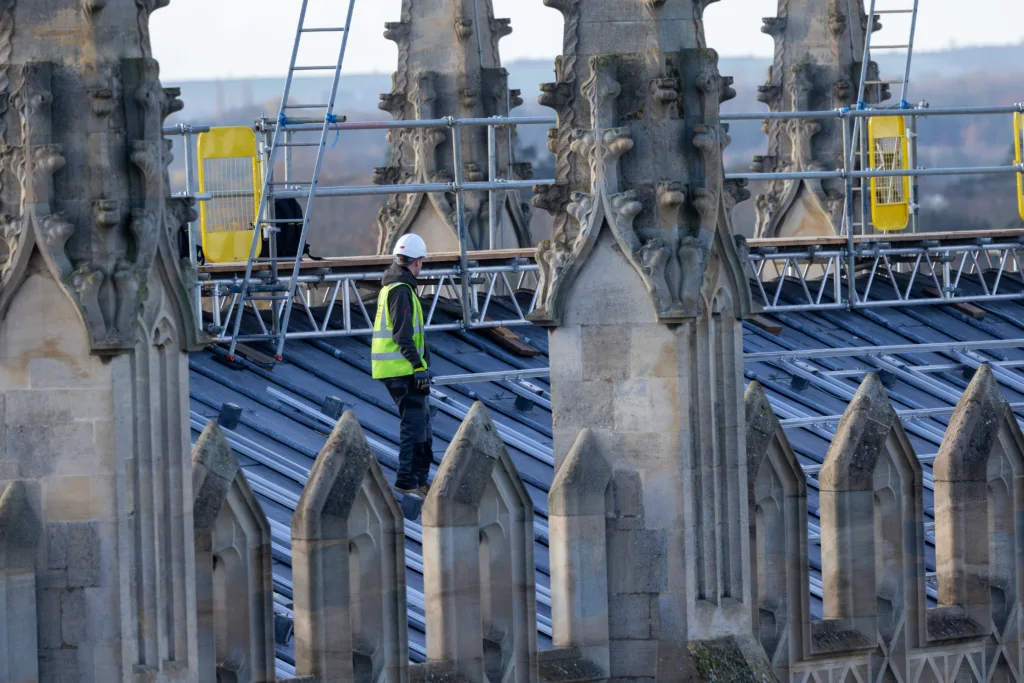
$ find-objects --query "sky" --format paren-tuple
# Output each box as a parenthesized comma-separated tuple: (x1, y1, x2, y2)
(150, 0, 1024, 82)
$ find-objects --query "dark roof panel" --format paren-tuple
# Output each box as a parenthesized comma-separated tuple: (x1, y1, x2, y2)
(191, 280, 1024, 668)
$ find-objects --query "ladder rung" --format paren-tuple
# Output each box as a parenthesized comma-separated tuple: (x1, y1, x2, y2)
(293, 65, 339, 72)
(267, 182, 311, 187)
(865, 80, 904, 85)
(301, 27, 347, 32)
(873, 9, 915, 13)
(260, 217, 307, 223)
(284, 104, 329, 109)
(280, 142, 322, 147)
(871, 45, 910, 49)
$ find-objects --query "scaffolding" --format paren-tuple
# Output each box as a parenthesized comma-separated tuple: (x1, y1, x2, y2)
(165, 101, 1024, 361)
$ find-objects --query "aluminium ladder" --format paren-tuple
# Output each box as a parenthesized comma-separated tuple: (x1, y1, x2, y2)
(844, 0, 921, 235)
(225, 0, 357, 362)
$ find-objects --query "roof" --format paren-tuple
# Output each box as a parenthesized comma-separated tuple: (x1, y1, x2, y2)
(189, 271, 1024, 674)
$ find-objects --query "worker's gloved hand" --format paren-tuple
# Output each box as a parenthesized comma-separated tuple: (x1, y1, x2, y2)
(414, 370, 430, 393)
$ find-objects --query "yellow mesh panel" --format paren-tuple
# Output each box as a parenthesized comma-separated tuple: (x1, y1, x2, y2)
(868, 116, 911, 232)
(202, 157, 256, 233)
(872, 137, 907, 205)
(197, 126, 262, 263)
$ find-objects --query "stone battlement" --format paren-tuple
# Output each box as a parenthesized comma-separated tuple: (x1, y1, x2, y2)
(4, 362, 997, 681)
(747, 365, 1024, 682)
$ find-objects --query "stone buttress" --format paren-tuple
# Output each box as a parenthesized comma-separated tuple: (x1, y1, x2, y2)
(0, 1, 202, 680)
(533, 1, 768, 680)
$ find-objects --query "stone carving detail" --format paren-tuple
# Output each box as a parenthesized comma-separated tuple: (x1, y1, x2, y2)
(532, 48, 753, 325)
(747, 369, 1024, 683)
(535, 0, 581, 256)
(753, 0, 890, 238)
(134, 0, 170, 59)
(376, 0, 532, 253)
(0, 57, 199, 354)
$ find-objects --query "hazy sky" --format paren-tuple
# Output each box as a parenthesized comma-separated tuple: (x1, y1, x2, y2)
(151, 0, 1024, 82)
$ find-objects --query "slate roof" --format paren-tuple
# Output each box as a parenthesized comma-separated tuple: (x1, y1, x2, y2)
(189, 272, 1024, 675)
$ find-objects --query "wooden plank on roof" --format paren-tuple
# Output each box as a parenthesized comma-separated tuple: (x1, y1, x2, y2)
(922, 286, 986, 319)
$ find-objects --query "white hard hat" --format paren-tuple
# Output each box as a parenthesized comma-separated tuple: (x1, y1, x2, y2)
(394, 233, 428, 260)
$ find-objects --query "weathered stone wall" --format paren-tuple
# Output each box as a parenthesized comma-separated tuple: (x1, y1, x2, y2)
(0, 1, 201, 680)
(374, 0, 534, 253)
(752, 0, 888, 238)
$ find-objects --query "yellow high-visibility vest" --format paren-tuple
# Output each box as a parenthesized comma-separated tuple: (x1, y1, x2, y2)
(371, 283, 427, 380)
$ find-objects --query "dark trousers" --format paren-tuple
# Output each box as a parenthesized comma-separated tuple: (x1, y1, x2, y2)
(384, 377, 433, 490)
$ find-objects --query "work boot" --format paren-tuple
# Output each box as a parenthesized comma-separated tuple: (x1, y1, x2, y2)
(395, 485, 422, 498)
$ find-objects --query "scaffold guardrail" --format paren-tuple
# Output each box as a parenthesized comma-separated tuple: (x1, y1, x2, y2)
(164, 102, 1024, 355)
(198, 258, 540, 344)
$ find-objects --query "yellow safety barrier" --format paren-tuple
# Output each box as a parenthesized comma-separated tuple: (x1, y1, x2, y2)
(197, 126, 262, 263)
(868, 116, 911, 232)
(1015, 111, 1024, 223)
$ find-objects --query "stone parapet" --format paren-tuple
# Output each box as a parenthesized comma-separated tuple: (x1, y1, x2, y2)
(419, 402, 537, 683)
(746, 367, 1024, 682)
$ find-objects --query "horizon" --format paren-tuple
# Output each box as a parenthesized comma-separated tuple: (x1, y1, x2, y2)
(151, 0, 1024, 82)
(157, 41, 1024, 85)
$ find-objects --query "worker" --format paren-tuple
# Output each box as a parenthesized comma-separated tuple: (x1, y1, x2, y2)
(371, 233, 434, 497)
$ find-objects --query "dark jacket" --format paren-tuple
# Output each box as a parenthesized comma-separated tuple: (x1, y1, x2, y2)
(381, 263, 430, 372)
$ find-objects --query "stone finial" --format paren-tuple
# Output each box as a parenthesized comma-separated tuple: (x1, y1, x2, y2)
(544, 429, 612, 678)
(375, 0, 533, 253)
(291, 412, 408, 683)
(744, 383, 809, 677)
(933, 364, 1008, 481)
(192, 421, 239, 536)
(930, 365, 1022, 641)
(0, 481, 42, 683)
(816, 374, 925, 656)
(191, 422, 276, 683)
(549, 428, 611, 517)
(752, 0, 889, 238)
(422, 402, 509, 527)
(419, 402, 537, 683)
